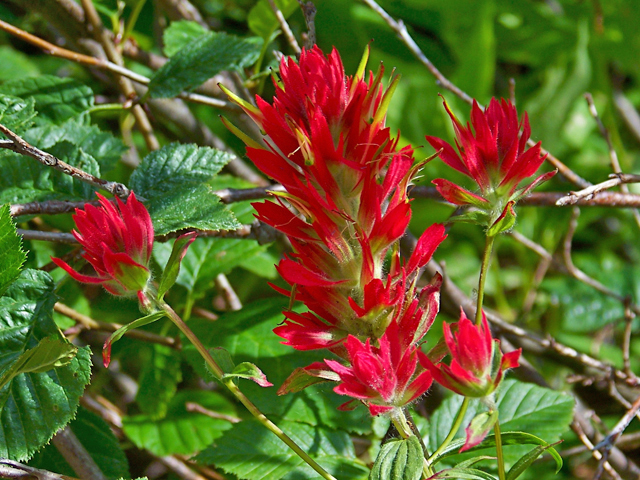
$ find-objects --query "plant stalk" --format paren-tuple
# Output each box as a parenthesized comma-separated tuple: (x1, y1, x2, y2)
(160, 301, 337, 480)
(427, 397, 470, 465)
(494, 418, 506, 480)
(475, 234, 496, 325)
(390, 409, 434, 478)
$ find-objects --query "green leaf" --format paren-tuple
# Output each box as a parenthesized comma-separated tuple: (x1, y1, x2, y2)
(248, 0, 299, 39)
(130, 143, 240, 235)
(462, 410, 498, 452)
(0, 269, 92, 461)
(147, 32, 262, 98)
(429, 467, 498, 480)
(104, 312, 167, 366)
(28, 407, 130, 480)
(0, 140, 101, 204)
(135, 344, 183, 420)
(433, 431, 563, 474)
(24, 120, 127, 173)
(506, 442, 561, 480)
(209, 346, 235, 377)
(370, 436, 423, 480)
(0, 95, 36, 132)
(487, 202, 516, 237)
(224, 362, 273, 387)
(163, 20, 208, 57)
(0, 336, 77, 391)
(123, 390, 237, 456)
(157, 232, 196, 300)
(195, 419, 369, 480)
(0, 204, 26, 296)
(429, 380, 573, 464)
(0, 76, 93, 125)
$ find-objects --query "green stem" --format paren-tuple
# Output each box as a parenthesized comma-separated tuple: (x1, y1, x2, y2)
(390, 409, 434, 478)
(475, 234, 496, 326)
(494, 419, 506, 480)
(160, 301, 337, 480)
(427, 397, 469, 465)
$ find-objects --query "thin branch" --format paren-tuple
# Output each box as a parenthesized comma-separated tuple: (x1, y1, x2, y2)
(55, 302, 178, 349)
(185, 402, 242, 423)
(0, 459, 77, 480)
(297, 1, 317, 48)
(267, 0, 301, 54)
(0, 125, 130, 198)
(80, 0, 160, 151)
(18, 229, 77, 244)
(571, 421, 622, 480)
(52, 427, 108, 480)
(360, 0, 591, 189)
(214, 274, 243, 311)
(215, 184, 285, 203)
(10, 200, 96, 217)
(556, 173, 640, 206)
(613, 88, 640, 145)
(622, 304, 634, 377)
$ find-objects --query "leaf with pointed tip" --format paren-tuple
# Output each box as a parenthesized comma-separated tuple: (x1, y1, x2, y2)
(157, 232, 197, 300)
(0, 205, 26, 297)
(506, 442, 562, 479)
(0, 269, 92, 461)
(224, 362, 273, 387)
(429, 467, 498, 479)
(148, 32, 262, 98)
(103, 312, 166, 367)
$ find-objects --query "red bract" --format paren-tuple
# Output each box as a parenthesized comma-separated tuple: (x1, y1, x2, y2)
(51, 193, 153, 303)
(419, 310, 521, 398)
(225, 46, 446, 351)
(427, 98, 554, 212)
(324, 321, 433, 416)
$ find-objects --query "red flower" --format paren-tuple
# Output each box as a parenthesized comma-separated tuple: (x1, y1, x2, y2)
(325, 321, 433, 416)
(427, 98, 555, 212)
(52, 193, 153, 303)
(419, 310, 520, 398)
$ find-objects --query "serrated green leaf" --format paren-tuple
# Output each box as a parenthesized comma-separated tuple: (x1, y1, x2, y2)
(163, 20, 209, 57)
(195, 419, 368, 480)
(123, 390, 237, 456)
(0, 139, 101, 204)
(0, 95, 36, 132)
(370, 436, 423, 480)
(430, 380, 573, 458)
(0, 336, 77, 391)
(24, 120, 127, 173)
(28, 407, 129, 480)
(0, 76, 93, 125)
(0, 204, 26, 296)
(148, 32, 262, 98)
(248, 0, 298, 39)
(130, 144, 240, 234)
(0, 269, 92, 461)
(135, 344, 182, 420)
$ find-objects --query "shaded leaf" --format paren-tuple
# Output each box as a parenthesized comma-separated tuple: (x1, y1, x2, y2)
(135, 344, 183, 420)
(370, 436, 423, 480)
(148, 32, 262, 98)
(0, 204, 26, 296)
(163, 20, 208, 57)
(0, 95, 36, 132)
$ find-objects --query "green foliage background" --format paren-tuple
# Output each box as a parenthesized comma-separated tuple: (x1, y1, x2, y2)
(0, 0, 639, 479)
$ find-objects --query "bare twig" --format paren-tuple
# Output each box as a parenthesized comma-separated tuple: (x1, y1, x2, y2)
(185, 402, 241, 423)
(571, 420, 622, 480)
(52, 427, 108, 480)
(215, 184, 285, 203)
(55, 302, 178, 349)
(0, 459, 77, 480)
(214, 274, 243, 311)
(0, 125, 130, 198)
(267, 0, 301, 54)
(360, 0, 591, 189)
(622, 304, 634, 376)
(556, 173, 640, 206)
(613, 89, 640, 145)
(80, 0, 160, 151)
(10, 200, 96, 217)
(297, 1, 317, 48)
(17, 229, 77, 244)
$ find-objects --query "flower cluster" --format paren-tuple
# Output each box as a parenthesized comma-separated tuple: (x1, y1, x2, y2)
(427, 97, 555, 234)
(225, 46, 448, 415)
(224, 46, 526, 424)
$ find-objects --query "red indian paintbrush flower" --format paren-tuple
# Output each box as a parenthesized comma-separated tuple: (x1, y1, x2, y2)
(426, 98, 555, 220)
(224, 46, 447, 351)
(324, 320, 433, 416)
(419, 309, 520, 398)
(51, 192, 154, 304)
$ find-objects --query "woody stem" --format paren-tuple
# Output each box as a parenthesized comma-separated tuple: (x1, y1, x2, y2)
(475, 234, 496, 325)
(159, 301, 338, 480)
